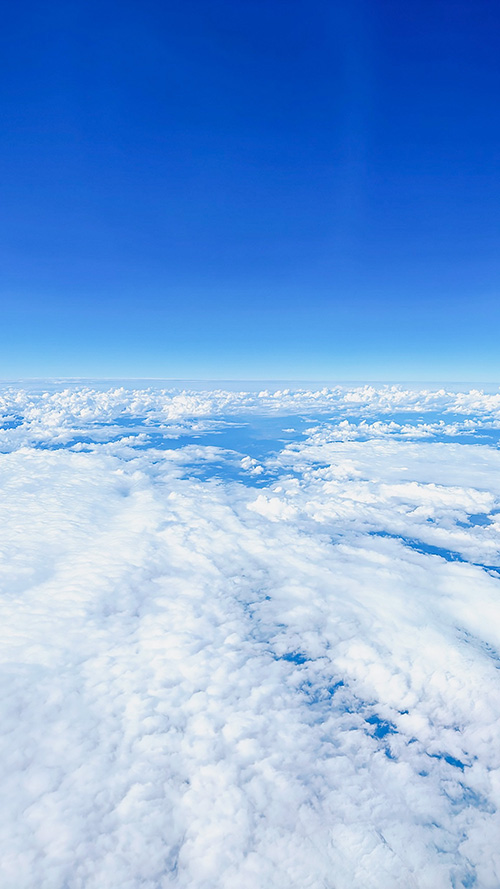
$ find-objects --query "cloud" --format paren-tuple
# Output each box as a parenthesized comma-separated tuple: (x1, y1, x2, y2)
(2, 382, 500, 453)
(1, 384, 500, 887)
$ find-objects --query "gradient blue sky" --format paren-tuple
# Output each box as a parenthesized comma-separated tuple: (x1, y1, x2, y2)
(1, 0, 499, 380)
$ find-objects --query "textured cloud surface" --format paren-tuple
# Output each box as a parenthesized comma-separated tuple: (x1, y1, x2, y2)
(1, 384, 500, 888)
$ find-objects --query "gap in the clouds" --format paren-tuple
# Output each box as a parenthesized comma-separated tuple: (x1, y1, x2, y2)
(182, 461, 275, 488)
(426, 432, 499, 444)
(371, 531, 464, 563)
(370, 531, 500, 577)
(365, 714, 398, 739)
(8, 411, 316, 455)
(297, 676, 405, 764)
(328, 679, 345, 694)
(100, 416, 151, 427)
(459, 875, 477, 889)
(429, 752, 468, 771)
(136, 412, 316, 458)
(30, 435, 278, 488)
(67, 413, 318, 474)
(457, 513, 493, 528)
(22, 414, 317, 486)
(278, 651, 309, 665)
(300, 677, 347, 703)
(447, 864, 478, 889)
(363, 715, 400, 760)
(454, 785, 495, 814)
(32, 436, 117, 451)
(0, 416, 23, 430)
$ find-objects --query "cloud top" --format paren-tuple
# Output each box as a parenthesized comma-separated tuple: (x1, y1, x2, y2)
(1, 384, 500, 888)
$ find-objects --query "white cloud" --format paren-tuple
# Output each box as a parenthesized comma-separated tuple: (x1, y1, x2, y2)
(1, 382, 500, 453)
(1, 384, 500, 888)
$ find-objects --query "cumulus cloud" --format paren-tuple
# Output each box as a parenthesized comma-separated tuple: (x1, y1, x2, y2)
(1, 384, 500, 888)
(2, 381, 500, 453)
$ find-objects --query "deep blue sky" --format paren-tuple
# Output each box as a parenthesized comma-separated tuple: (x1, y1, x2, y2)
(1, 0, 499, 379)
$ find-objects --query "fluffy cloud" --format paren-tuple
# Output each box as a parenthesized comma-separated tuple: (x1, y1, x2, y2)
(2, 382, 500, 453)
(1, 384, 500, 888)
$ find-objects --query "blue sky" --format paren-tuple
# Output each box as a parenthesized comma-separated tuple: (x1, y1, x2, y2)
(1, 0, 499, 379)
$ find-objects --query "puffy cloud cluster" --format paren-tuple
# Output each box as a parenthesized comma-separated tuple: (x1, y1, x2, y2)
(1, 384, 500, 888)
(2, 382, 500, 453)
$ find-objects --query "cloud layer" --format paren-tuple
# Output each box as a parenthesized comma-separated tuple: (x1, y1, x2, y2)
(1, 384, 500, 888)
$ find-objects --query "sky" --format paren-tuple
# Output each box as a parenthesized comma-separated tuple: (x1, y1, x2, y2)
(1, 0, 499, 380)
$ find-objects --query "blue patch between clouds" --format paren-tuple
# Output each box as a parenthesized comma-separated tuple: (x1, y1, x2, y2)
(365, 714, 398, 739)
(457, 785, 495, 814)
(278, 652, 309, 665)
(458, 873, 477, 888)
(371, 531, 500, 577)
(460, 513, 492, 527)
(0, 416, 23, 429)
(429, 752, 467, 771)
